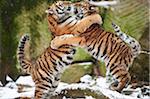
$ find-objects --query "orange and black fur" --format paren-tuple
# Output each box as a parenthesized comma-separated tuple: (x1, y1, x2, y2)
(51, 22, 149, 93)
(17, 35, 76, 98)
(46, 1, 135, 92)
(17, 1, 102, 98)
(46, 1, 102, 37)
(51, 23, 134, 92)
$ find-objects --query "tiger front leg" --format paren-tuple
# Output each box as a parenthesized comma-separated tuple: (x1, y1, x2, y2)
(34, 82, 56, 99)
(51, 34, 85, 49)
(109, 65, 131, 92)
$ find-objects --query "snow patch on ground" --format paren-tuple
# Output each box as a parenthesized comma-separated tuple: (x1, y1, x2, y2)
(16, 76, 35, 86)
(0, 75, 149, 99)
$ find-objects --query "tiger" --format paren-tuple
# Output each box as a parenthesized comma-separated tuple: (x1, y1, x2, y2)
(45, 0, 131, 92)
(50, 23, 134, 92)
(46, 0, 150, 93)
(46, 0, 102, 37)
(17, 34, 76, 98)
(17, 1, 104, 98)
(50, 21, 149, 92)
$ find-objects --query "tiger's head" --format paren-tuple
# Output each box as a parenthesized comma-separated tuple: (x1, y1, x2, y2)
(46, 1, 103, 36)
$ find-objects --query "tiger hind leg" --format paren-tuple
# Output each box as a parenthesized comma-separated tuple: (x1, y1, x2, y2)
(109, 65, 131, 92)
(33, 73, 60, 99)
(42, 73, 61, 99)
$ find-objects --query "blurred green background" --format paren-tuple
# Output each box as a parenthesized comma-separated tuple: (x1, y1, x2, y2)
(0, 0, 149, 85)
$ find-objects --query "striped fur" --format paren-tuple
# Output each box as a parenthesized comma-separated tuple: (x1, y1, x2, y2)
(51, 24, 138, 92)
(46, 1, 102, 37)
(17, 35, 76, 98)
(112, 23, 141, 58)
(47, 1, 149, 92)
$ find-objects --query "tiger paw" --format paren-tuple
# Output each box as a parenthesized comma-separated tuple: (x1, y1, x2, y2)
(51, 34, 74, 49)
(109, 81, 122, 92)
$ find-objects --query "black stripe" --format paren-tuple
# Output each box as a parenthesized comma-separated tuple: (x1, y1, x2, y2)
(51, 51, 63, 62)
(87, 39, 95, 47)
(51, 50, 71, 66)
(90, 41, 97, 51)
(112, 69, 119, 76)
(66, 18, 75, 26)
(55, 77, 60, 81)
(42, 83, 51, 88)
(66, 56, 73, 60)
(116, 73, 127, 80)
(37, 60, 47, 73)
(102, 46, 107, 57)
(48, 52, 57, 66)
(70, 49, 76, 54)
(52, 85, 58, 88)
(19, 46, 24, 49)
(38, 86, 48, 90)
(55, 4, 63, 10)
(39, 72, 53, 84)
(68, 21, 78, 30)
(43, 54, 50, 70)
(20, 41, 25, 44)
(62, 60, 69, 66)
(109, 45, 121, 62)
(96, 31, 106, 44)
(52, 47, 71, 54)
(95, 40, 103, 58)
(18, 52, 24, 54)
(58, 16, 72, 24)
(100, 33, 110, 57)
(18, 48, 24, 51)
(56, 9, 64, 14)
(110, 64, 117, 73)
(57, 61, 63, 66)
(53, 65, 58, 72)
(87, 47, 92, 52)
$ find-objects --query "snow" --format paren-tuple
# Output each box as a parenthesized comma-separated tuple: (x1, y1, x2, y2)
(5, 82, 18, 89)
(0, 75, 149, 99)
(85, 96, 95, 99)
(85, 0, 118, 8)
(0, 87, 19, 99)
(77, 62, 92, 66)
(80, 74, 95, 85)
(6, 75, 13, 82)
(16, 76, 35, 86)
(0, 86, 34, 99)
(0, 82, 2, 87)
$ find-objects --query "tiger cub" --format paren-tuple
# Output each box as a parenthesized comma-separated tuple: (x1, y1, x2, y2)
(50, 23, 146, 92)
(17, 35, 76, 98)
(46, 1, 102, 37)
